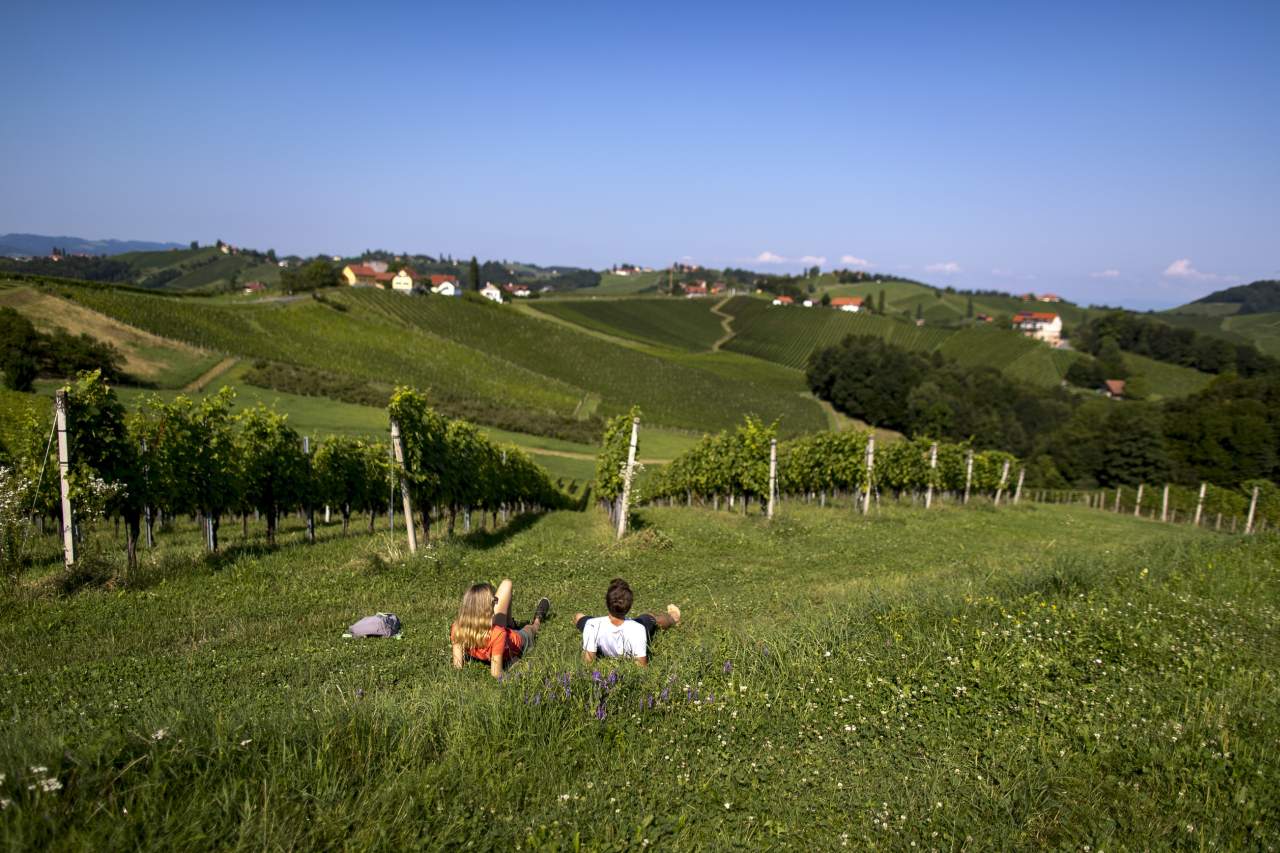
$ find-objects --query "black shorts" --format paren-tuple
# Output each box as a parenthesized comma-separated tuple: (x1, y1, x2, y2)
(575, 613, 658, 641)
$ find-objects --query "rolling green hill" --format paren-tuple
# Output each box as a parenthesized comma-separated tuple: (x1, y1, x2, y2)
(719, 295, 1081, 387)
(31, 280, 827, 438)
(583, 270, 665, 295)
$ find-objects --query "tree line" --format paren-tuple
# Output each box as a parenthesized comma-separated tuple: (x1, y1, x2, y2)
(1071, 311, 1278, 377)
(0, 307, 125, 391)
(806, 334, 1280, 492)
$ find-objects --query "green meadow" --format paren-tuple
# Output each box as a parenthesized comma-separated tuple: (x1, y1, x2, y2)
(1, 502, 1276, 850)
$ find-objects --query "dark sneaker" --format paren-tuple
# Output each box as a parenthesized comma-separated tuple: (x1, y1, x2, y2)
(534, 597, 551, 623)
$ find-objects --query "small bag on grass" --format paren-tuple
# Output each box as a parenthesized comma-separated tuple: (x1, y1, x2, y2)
(345, 612, 403, 639)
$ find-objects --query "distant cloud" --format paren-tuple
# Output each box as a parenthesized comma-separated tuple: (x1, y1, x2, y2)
(752, 251, 827, 266)
(1090, 269, 1121, 278)
(840, 254, 871, 267)
(1163, 258, 1224, 281)
(926, 261, 961, 274)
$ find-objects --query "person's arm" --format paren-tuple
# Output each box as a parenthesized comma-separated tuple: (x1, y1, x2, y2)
(582, 650, 596, 664)
(490, 654, 504, 679)
(452, 642, 465, 669)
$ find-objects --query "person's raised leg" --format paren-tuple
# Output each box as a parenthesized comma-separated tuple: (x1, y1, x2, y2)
(493, 578, 514, 620)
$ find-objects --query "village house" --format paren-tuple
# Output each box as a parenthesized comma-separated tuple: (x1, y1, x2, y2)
(710, 282, 727, 295)
(830, 296, 864, 313)
(1101, 379, 1126, 399)
(771, 295, 794, 306)
(502, 282, 532, 298)
(802, 299, 814, 308)
(1012, 311, 1063, 346)
(683, 281, 708, 298)
(390, 268, 419, 293)
(1038, 293, 1063, 303)
(480, 283, 504, 303)
(342, 262, 394, 288)
(430, 275, 460, 296)
(242, 281, 265, 295)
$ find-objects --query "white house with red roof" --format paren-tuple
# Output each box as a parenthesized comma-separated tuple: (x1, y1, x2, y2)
(683, 281, 708, 298)
(390, 268, 419, 293)
(480, 282, 504, 303)
(771, 295, 794, 306)
(1012, 311, 1063, 345)
(429, 275, 460, 296)
(1038, 293, 1063, 303)
(830, 296, 864, 313)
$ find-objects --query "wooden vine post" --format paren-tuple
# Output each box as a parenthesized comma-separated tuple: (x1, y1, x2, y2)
(925, 442, 938, 509)
(387, 442, 396, 532)
(1133, 483, 1144, 517)
(963, 449, 974, 505)
(861, 435, 875, 515)
(1113, 487, 1122, 513)
(1245, 486, 1259, 535)
(389, 418, 417, 553)
(616, 416, 640, 539)
(1193, 482, 1207, 527)
(303, 436, 315, 544)
(54, 390, 76, 568)
(766, 438, 777, 520)
(994, 459, 1010, 506)
(1013, 467, 1025, 504)
(1161, 484, 1170, 523)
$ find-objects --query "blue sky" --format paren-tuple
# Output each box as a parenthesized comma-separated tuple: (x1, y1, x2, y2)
(2, 0, 1276, 308)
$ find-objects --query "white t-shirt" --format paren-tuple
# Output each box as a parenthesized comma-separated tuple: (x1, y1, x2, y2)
(581, 616, 648, 659)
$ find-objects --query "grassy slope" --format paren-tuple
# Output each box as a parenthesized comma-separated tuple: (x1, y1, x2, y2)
(56, 284, 584, 419)
(1, 504, 1275, 849)
(721, 296, 1081, 387)
(531, 298, 725, 351)
(1223, 312, 1280, 357)
(0, 283, 219, 388)
(583, 270, 666, 295)
(1121, 352, 1215, 399)
(810, 276, 1095, 328)
(339, 289, 826, 435)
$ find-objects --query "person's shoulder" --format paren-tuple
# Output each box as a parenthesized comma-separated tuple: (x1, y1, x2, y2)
(584, 616, 611, 630)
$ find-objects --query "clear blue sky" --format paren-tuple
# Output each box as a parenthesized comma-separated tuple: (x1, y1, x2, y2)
(3, 0, 1276, 308)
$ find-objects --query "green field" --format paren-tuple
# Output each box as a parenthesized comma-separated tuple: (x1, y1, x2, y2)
(1121, 352, 1215, 399)
(808, 277, 1095, 329)
(2, 502, 1275, 849)
(531, 298, 725, 351)
(582, 270, 666, 295)
(1224, 313, 1280, 357)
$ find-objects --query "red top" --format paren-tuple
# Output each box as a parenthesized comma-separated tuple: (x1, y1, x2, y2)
(451, 621, 523, 662)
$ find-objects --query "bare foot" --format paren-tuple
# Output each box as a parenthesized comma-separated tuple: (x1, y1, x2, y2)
(667, 604, 682, 625)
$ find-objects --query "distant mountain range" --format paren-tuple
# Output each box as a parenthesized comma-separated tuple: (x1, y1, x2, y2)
(0, 233, 185, 257)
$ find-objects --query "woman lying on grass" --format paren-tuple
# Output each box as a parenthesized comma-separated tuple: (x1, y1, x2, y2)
(450, 578, 550, 678)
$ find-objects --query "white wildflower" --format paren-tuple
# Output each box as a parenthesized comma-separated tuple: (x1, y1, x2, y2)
(151, 728, 169, 741)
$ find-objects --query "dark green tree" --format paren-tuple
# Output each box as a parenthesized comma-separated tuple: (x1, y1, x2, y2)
(470, 256, 481, 292)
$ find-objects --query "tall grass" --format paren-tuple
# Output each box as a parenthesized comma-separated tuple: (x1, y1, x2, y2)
(1, 505, 1276, 849)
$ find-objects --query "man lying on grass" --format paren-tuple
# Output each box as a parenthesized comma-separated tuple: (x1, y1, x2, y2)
(451, 578, 550, 678)
(574, 577, 681, 667)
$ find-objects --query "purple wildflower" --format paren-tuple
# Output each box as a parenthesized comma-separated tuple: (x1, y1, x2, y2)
(607, 671, 619, 688)
(723, 660, 733, 674)
(707, 693, 715, 703)
(660, 687, 670, 702)
(595, 703, 607, 721)
(592, 670, 602, 684)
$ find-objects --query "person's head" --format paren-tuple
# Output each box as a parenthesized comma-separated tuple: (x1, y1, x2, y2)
(454, 582, 495, 647)
(605, 578, 634, 618)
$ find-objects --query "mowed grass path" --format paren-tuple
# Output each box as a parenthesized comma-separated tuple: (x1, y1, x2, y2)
(1, 504, 1276, 849)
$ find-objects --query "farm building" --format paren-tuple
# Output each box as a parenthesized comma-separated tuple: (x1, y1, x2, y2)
(242, 281, 265, 295)
(1011, 311, 1062, 346)
(481, 283, 504, 303)
(684, 282, 708, 298)
(1039, 293, 1063, 303)
(502, 283, 532, 298)
(1101, 379, 1126, 398)
(771, 295, 794, 306)
(343, 262, 394, 288)
(830, 296, 864, 313)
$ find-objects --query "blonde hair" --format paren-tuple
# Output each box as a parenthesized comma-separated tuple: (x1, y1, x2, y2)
(453, 583, 495, 648)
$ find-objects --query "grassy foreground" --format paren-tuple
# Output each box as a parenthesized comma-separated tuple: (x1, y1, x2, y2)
(1, 504, 1277, 850)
